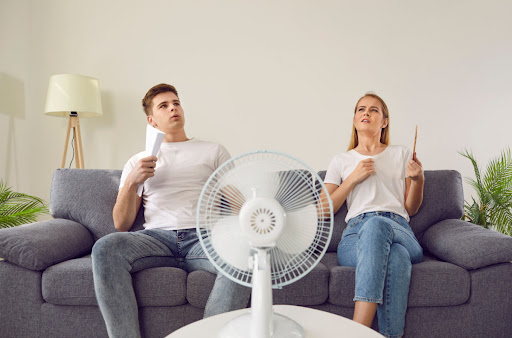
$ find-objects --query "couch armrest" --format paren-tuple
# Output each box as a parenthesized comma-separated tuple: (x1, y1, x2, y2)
(0, 219, 94, 271)
(421, 219, 512, 270)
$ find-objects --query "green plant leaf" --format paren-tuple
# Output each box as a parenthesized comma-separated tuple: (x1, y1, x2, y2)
(489, 205, 512, 236)
(460, 147, 512, 236)
(483, 147, 512, 197)
(0, 180, 48, 228)
(459, 149, 488, 203)
(459, 149, 483, 188)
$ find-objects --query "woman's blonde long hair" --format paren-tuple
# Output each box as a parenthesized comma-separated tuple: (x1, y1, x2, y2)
(347, 93, 390, 151)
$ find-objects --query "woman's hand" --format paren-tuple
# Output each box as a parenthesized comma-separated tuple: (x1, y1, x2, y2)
(323, 158, 374, 215)
(407, 153, 424, 181)
(347, 158, 375, 186)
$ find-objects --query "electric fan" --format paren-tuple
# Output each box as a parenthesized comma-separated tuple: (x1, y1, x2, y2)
(197, 150, 333, 338)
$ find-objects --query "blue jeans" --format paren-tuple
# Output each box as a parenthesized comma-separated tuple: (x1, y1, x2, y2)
(92, 228, 251, 338)
(337, 212, 423, 338)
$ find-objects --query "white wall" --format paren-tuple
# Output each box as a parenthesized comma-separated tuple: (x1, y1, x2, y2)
(1, 0, 30, 190)
(1, 0, 511, 207)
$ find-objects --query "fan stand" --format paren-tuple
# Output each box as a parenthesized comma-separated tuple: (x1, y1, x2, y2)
(219, 248, 304, 338)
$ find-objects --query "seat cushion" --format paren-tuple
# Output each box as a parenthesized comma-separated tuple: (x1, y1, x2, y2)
(185, 262, 330, 308)
(42, 255, 187, 306)
(186, 270, 216, 308)
(322, 252, 470, 307)
(273, 261, 330, 306)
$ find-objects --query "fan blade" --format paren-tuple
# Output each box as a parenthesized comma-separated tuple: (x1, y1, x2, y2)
(252, 171, 280, 199)
(219, 161, 280, 200)
(276, 204, 318, 254)
(211, 216, 252, 271)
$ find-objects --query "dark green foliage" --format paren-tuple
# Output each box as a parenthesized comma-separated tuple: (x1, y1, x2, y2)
(0, 181, 49, 228)
(460, 148, 512, 236)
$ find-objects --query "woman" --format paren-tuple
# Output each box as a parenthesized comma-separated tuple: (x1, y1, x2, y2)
(322, 93, 424, 338)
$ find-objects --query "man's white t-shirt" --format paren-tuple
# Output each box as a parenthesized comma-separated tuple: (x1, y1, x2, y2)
(324, 145, 413, 222)
(119, 138, 231, 230)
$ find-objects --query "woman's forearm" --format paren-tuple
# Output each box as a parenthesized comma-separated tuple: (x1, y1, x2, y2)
(321, 179, 356, 216)
(405, 178, 424, 216)
(332, 179, 356, 214)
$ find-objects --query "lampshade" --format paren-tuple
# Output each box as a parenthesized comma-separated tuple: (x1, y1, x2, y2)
(44, 74, 102, 117)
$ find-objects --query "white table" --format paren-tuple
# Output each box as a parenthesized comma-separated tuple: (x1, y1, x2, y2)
(167, 305, 383, 337)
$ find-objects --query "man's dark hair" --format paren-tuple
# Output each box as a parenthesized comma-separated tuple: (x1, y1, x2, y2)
(142, 83, 179, 116)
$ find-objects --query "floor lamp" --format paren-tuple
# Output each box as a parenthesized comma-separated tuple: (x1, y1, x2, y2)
(44, 74, 102, 168)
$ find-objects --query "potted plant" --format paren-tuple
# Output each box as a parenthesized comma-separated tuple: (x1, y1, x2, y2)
(459, 147, 512, 236)
(0, 180, 49, 228)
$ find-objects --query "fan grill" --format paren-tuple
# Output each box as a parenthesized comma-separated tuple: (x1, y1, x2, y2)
(197, 151, 333, 288)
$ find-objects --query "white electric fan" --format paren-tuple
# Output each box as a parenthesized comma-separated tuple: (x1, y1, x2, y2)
(197, 150, 333, 338)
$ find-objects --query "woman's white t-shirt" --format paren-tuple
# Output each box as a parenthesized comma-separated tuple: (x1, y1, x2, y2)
(119, 138, 231, 230)
(324, 145, 412, 222)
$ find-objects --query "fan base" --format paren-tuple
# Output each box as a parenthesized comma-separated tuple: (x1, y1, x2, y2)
(219, 312, 304, 338)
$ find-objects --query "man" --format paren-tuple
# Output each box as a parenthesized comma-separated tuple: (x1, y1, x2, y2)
(92, 83, 250, 338)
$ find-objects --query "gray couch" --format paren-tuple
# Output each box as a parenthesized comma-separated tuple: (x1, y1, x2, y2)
(1, 168, 512, 337)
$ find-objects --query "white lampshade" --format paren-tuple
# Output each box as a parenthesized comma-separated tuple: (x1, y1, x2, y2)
(44, 74, 103, 117)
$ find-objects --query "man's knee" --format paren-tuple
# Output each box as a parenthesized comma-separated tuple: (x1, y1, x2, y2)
(92, 232, 129, 260)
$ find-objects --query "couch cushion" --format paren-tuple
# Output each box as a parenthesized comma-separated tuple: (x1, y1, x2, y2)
(0, 219, 94, 271)
(421, 219, 512, 270)
(186, 270, 216, 308)
(49, 169, 145, 240)
(409, 170, 464, 240)
(273, 261, 329, 306)
(42, 255, 187, 306)
(317, 171, 347, 253)
(186, 262, 330, 308)
(322, 252, 470, 307)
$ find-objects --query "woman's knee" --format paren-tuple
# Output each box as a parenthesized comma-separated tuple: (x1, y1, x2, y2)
(359, 216, 393, 239)
(337, 234, 358, 266)
(389, 243, 412, 271)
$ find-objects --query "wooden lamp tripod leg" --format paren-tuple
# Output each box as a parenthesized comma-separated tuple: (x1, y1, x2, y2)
(61, 116, 72, 168)
(74, 116, 84, 168)
(62, 115, 85, 169)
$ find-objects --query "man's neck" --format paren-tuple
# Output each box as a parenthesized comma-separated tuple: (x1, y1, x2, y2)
(163, 130, 189, 143)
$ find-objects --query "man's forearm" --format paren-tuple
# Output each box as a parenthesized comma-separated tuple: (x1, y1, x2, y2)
(113, 181, 142, 231)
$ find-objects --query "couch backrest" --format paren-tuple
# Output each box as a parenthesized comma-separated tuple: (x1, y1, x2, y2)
(50, 169, 145, 240)
(318, 170, 465, 252)
(50, 169, 464, 245)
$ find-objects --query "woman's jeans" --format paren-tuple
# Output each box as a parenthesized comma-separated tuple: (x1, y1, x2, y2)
(337, 212, 423, 338)
(92, 228, 251, 338)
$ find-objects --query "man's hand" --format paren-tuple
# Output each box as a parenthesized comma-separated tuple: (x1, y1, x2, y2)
(125, 156, 158, 187)
(407, 153, 424, 181)
(347, 158, 375, 186)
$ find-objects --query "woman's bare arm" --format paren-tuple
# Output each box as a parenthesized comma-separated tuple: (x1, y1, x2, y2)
(319, 159, 375, 216)
(404, 153, 424, 216)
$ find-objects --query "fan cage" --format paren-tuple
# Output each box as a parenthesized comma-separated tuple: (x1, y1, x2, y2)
(197, 150, 333, 288)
